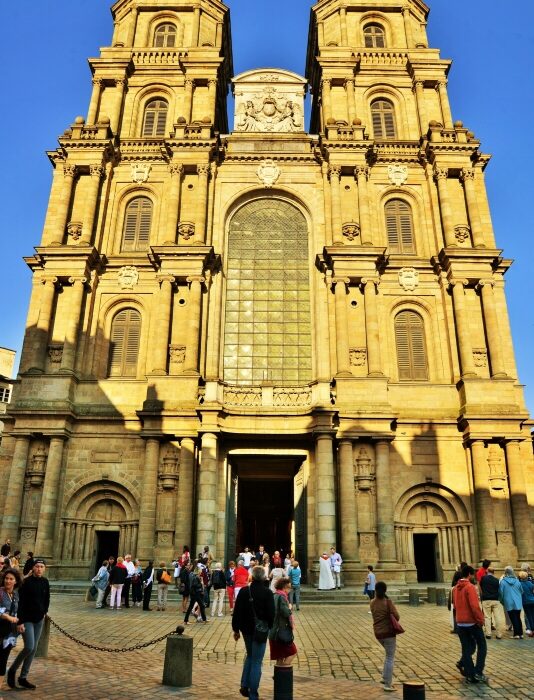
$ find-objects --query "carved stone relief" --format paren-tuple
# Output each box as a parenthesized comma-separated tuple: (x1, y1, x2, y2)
(67, 221, 83, 242)
(455, 224, 471, 243)
(473, 348, 488, 368)
(48, 344, 63, 364)
(178, 222, 195, 240)
(342, 222, 360, 242)
(388, 164, 408, 186)
(350, 348, 367, 367)
(131, 163, 151, 183)
(169, 345, 186, 364)
(257, 159, 281, 188)
(398, 267, 419, 291)
(117, 266, 139, 290)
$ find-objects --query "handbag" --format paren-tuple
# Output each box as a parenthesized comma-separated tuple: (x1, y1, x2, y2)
(248, 587, 269, 643)
(160, 570, 172, 584)
(89, 584, 98, 598)
(363, 582, 368, 595)
(0, 598, 16, 638)
(388, 600, 405, 636)
(275, 596, 294, 644)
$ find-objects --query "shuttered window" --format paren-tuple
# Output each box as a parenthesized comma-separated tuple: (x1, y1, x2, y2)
(142, 99, 168, 137)
(395, 311, 428, 381)
(121, 197, 152, 252)
(364, 24, 386, 48)
(371, 99, 396, 138)
(385, 199, 415, 253)
(154, 23, 177, 47)
(108, 309, 142, 378)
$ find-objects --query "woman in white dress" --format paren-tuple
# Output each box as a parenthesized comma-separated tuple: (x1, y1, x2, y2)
(318, 552, 335, 590)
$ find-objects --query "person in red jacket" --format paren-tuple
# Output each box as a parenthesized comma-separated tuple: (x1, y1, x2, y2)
(452, 565, 487, 684)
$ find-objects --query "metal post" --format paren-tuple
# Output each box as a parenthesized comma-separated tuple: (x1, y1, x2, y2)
(273, 665, 293, 700)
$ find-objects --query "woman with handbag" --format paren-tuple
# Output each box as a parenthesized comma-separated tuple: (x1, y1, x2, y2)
(269, 577, 297, 666)
(0, 568, 21, 696)
(155, 561, 171, 611)
(370, 581, 403, 692)
(131, 559, 143, 607)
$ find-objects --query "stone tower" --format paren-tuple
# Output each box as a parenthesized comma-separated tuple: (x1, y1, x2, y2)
(1, 0, 532, 583)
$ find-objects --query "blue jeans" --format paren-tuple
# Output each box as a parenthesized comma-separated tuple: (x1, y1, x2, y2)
(241, 634, 267, 700)
(457, 624, 486, 678)
(289, 585, 301, 609)
(9, 618, 44, 679)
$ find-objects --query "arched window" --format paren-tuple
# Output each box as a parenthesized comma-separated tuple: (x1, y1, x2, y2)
(142, 99, 168, 137)
(395, 311, 429, 380)
(363, 24, 386, 48)
(108, 309, 142, 377)
(154, 23, 177, 47)
(371, 99, 397, 138)
(385, 199, 415, 253)
(121, 197, 152, 251)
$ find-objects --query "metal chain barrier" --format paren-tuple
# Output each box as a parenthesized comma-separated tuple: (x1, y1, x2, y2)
(47, 615, 177, 653)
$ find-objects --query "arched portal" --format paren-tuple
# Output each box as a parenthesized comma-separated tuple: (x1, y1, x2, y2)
(224, 198, 312, 386)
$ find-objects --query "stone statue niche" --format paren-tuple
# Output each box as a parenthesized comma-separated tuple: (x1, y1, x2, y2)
(232, 68, 307, 133)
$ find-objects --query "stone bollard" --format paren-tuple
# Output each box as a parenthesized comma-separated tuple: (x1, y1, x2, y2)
(427, 587, 436, 604)
(274, 665, 293, 700)
(35, 616, 51, 658)
(162, 626, 193, 688)
(436, 588, 448, 607)
(403, 680, 425, 699)
(408, 589, 420, 607)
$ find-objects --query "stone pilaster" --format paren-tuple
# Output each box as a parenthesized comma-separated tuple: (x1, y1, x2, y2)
(333, 277, 351, 375)
(208, 79, 217, 121)
(111, 77, 127, 133)
(183, 276, 204, 373)
(194, 164, 210, 244)
(50, 165, 77, 245)
(321, 78, 332, 127)
(436, 81, 454, 129)
(477, 280, 507, 378)
(34, 436, 66, 559)
(126, 5, 139, 47)
(355, 166, 372, 245)
(81, 164, 105, 245)
(32, 276, 59, 372)
(195, 432, 218, 552)
(413, 81, 427, 136)
(150, 276, 175, 374)
(60, 277, 86, 373)
(315, 433, 336, 554)
(470, 440, 498, 560)
(183, 79, 194, 123)
(192, 6, 201, 46)
(137, 438, 160, 560)
(362, 279, 382, 376)
(434, 167, 457, 247)
(2, 436, 30, 542)
(338, 440, 358, 558)
(402, 5, 413, 48)
(450, 279, 477, 377)
(162, 163, 183, 244)
(174, 437, 195, 550)
(375, 440, 397, 562)
(87, 78, 103, 124)
(460, 168, 485, 248)
(328, 165, 343, 244)
(344, 78, 356, 124)
(339, 5, 348, 45)
(505, 441, 534, 560)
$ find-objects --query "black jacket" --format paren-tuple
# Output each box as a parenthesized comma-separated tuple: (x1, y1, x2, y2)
(212, 570, 226, 590)
(480, 573, 500, 601)
(232, 581, 275, 636)
(18, 575, 50, 624)
(109, 564, 128, 585)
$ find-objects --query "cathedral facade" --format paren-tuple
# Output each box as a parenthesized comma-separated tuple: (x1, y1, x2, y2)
(1, 0, 533, 582)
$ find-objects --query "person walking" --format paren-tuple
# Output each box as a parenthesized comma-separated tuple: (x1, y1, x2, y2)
(365, 565, 376, 602)
(370, 581, 401, 692)
(519, 571, 534, 636)
(122, 554, 135, 608)
(288, 560, 301, 610)
(234, 559, 249, 600)
(269, 577, 297, 666)
(499, 566, 524, 638)
(232, 565, 275, 700)
(479, 566, 505, 639)
(330, 547, 343, 590)
(179, 562, 191, 613)
(142, 560, 154, 611)
(92, 560, 110, 609)
(210, 562, 227, 617)
(184, 568, 208, 624)
(156, 561, 170, 611)
(226, 561, 236, 613)
(0, 567, 21, 696)
(270, 562, 286, 593)
(109, 556, 127, 609)
(6, 558, 50, 690)
(452, 564, 487, 683)
(131, 559, 143, 607)
(101, 555, 115, 608)
(476, 559, 491, 584)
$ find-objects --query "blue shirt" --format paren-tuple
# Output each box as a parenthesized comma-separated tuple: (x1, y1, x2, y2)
(367, 572, 376, 591)
(289, 567, 301, 586)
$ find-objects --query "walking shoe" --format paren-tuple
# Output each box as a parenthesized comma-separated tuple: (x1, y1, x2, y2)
(455, 661, 466, 677)
(239, 688, 250, 698)
(218, 613, 223, 617)
(474, 674, 488, 683)
(383, 686, 395, 692)
(485, 635, 492, 639)
(465, 677, 479, 684)
(6, 669, 16, 688)
(18, 678, 37, 689)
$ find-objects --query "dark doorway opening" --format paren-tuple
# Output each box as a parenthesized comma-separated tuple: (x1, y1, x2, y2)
(237, 477, 293, 557)
(94, 531, 119, 575)
(413, 533, 438, 582)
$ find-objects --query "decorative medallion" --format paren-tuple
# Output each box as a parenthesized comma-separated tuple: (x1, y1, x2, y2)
(257, 159, 280, 188)
(342, 222, 361, 242)
(177, 222, 195, 240)
(387, 164, 408, 187)
(67, 221, 83, 242)
(349, 348, 367, 367)
(131, 163, 151, 183)
(118, 265, 139, 290)
(48, 344, 63, 364)
(169, 345, 186, 364)
(398, 267, 419, 291)
(454, 224, 471, 243)
(473, 348, 488, 368)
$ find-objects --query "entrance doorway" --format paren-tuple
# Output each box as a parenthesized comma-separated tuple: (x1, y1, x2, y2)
(413, 533, 438, 582)
(94, 530, 119, 575)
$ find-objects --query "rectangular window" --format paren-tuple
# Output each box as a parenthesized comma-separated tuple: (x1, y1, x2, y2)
(0, 387, 12, 402)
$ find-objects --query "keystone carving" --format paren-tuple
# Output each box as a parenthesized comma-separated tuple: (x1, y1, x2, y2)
(387, 164, 408, 186)
(67, 221, 83, 242)
(454, 224, 471, 243)
(398, 267, 419, 291)
(117, 266, 139, 290)
(342, 222, 360, 241)
(178, 222, 195, 240)
(257, 159, 280, 188)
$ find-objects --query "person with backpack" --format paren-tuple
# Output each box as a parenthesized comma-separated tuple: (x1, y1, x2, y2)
(184, 568, 209, 624)
(155, 561, 171, 611)
(210, 562, 227, 617)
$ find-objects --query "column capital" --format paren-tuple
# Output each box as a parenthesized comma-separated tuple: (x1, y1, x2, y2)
(332, 276, 350, 288)
(413, 80, 425, 90)
(448, 277, 468, 289)
(402, 4, 411, 15)
(435, 80, 448, 90)
(460, 167, 476, 182)
(197, 163, 210, 178)
(157, 274, 176, 287)
(169, 162, 184, 177)
(433, 167, 449, 181)
(92, 77, 104, 87)
(115, 77, 128, 88)
(361, 277, 379, 288)
(67, 276, 87, 287)
(185, 78, 195, 89)
(208, 78, 217, 88)
(186, 275, 206, 286)
(63, 164, 77, 178)
(354, 165, 370, 180)
(89, 163, 105, 178)
(343, 77, 355, 88)
(476, 278, 495, 291)
(321, 77, 332, 88)
(328, 164, 341, 180)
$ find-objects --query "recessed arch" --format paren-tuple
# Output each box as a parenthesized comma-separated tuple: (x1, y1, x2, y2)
(129, 84, 175, 138)
(146, 12, 184, 47)
(64, 479, 140, 521)
(396, 482, 470, 523)
(364, 84, 408, 139)
(360, 12, 394, 47)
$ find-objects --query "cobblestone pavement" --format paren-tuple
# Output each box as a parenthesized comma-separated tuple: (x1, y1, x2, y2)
(3, 596, 534, 699)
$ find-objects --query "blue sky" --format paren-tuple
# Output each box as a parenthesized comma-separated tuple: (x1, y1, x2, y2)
(1, 1, 533, 413)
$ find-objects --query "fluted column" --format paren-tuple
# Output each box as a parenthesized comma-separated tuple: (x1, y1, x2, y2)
(87, 78, 103, 124)
(413, 81, 428, 136)
(315, 433, 337, 554)
(175, 437, 195, 549)
(34, 437, 66, 558)
(434, 168, 457, 247)
(339, 5, 348, 45)
(478, 280, 507, 378)
(50, 165, 76, 245)
(31, 277, 58, 372)
(329, 165, 343, 244)
(183, 79, 194, 123)
(338, 440, 358, 558)
(195, 432, 218, 552)
(208, 79, 217, 123)
(375, 440, 397, 562)
(192, 5, 201, 46)
(194, 164, 210, 244)
(137, 438, 160, 560)
(81, 164, 105, 245)
(402, 5, 413, 47)
(183, 276, 204, 373)
(362, 279, 382, 376)
(2, 436, 30, 541)
(505, 441, 534, 559)
(470, 440, 497, 559)
(460, 168, 485, 247)
(150, 276, 175, 374)
(126, 5, 139, 47)
(321, 78, 332, 128)
(436, 81, 453, 129)
(355, 166, 372, 245)
(450, 279, 476, 377)
(60, 277, 86, 373)
(111, 77, 127, 133)
(162, 163, 183, 244)
(333, 277, 351, 375)
(345, 78, 356, 124)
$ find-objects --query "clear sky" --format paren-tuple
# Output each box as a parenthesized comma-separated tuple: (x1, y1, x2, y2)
(1, 1, 533, 413)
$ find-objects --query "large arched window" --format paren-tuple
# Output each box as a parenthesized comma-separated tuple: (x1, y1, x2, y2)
(363, 24, 386, 48)
(395, 310, 429, 380)
(142, 99, 168, 137)
(154, 23, 177, 47)
(371, 99, 397, 138)
(224, 199, 312, 386)
(385, 199, 415, 253)
(108, 309, 142, 377)
(121, 197, 152, 251)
